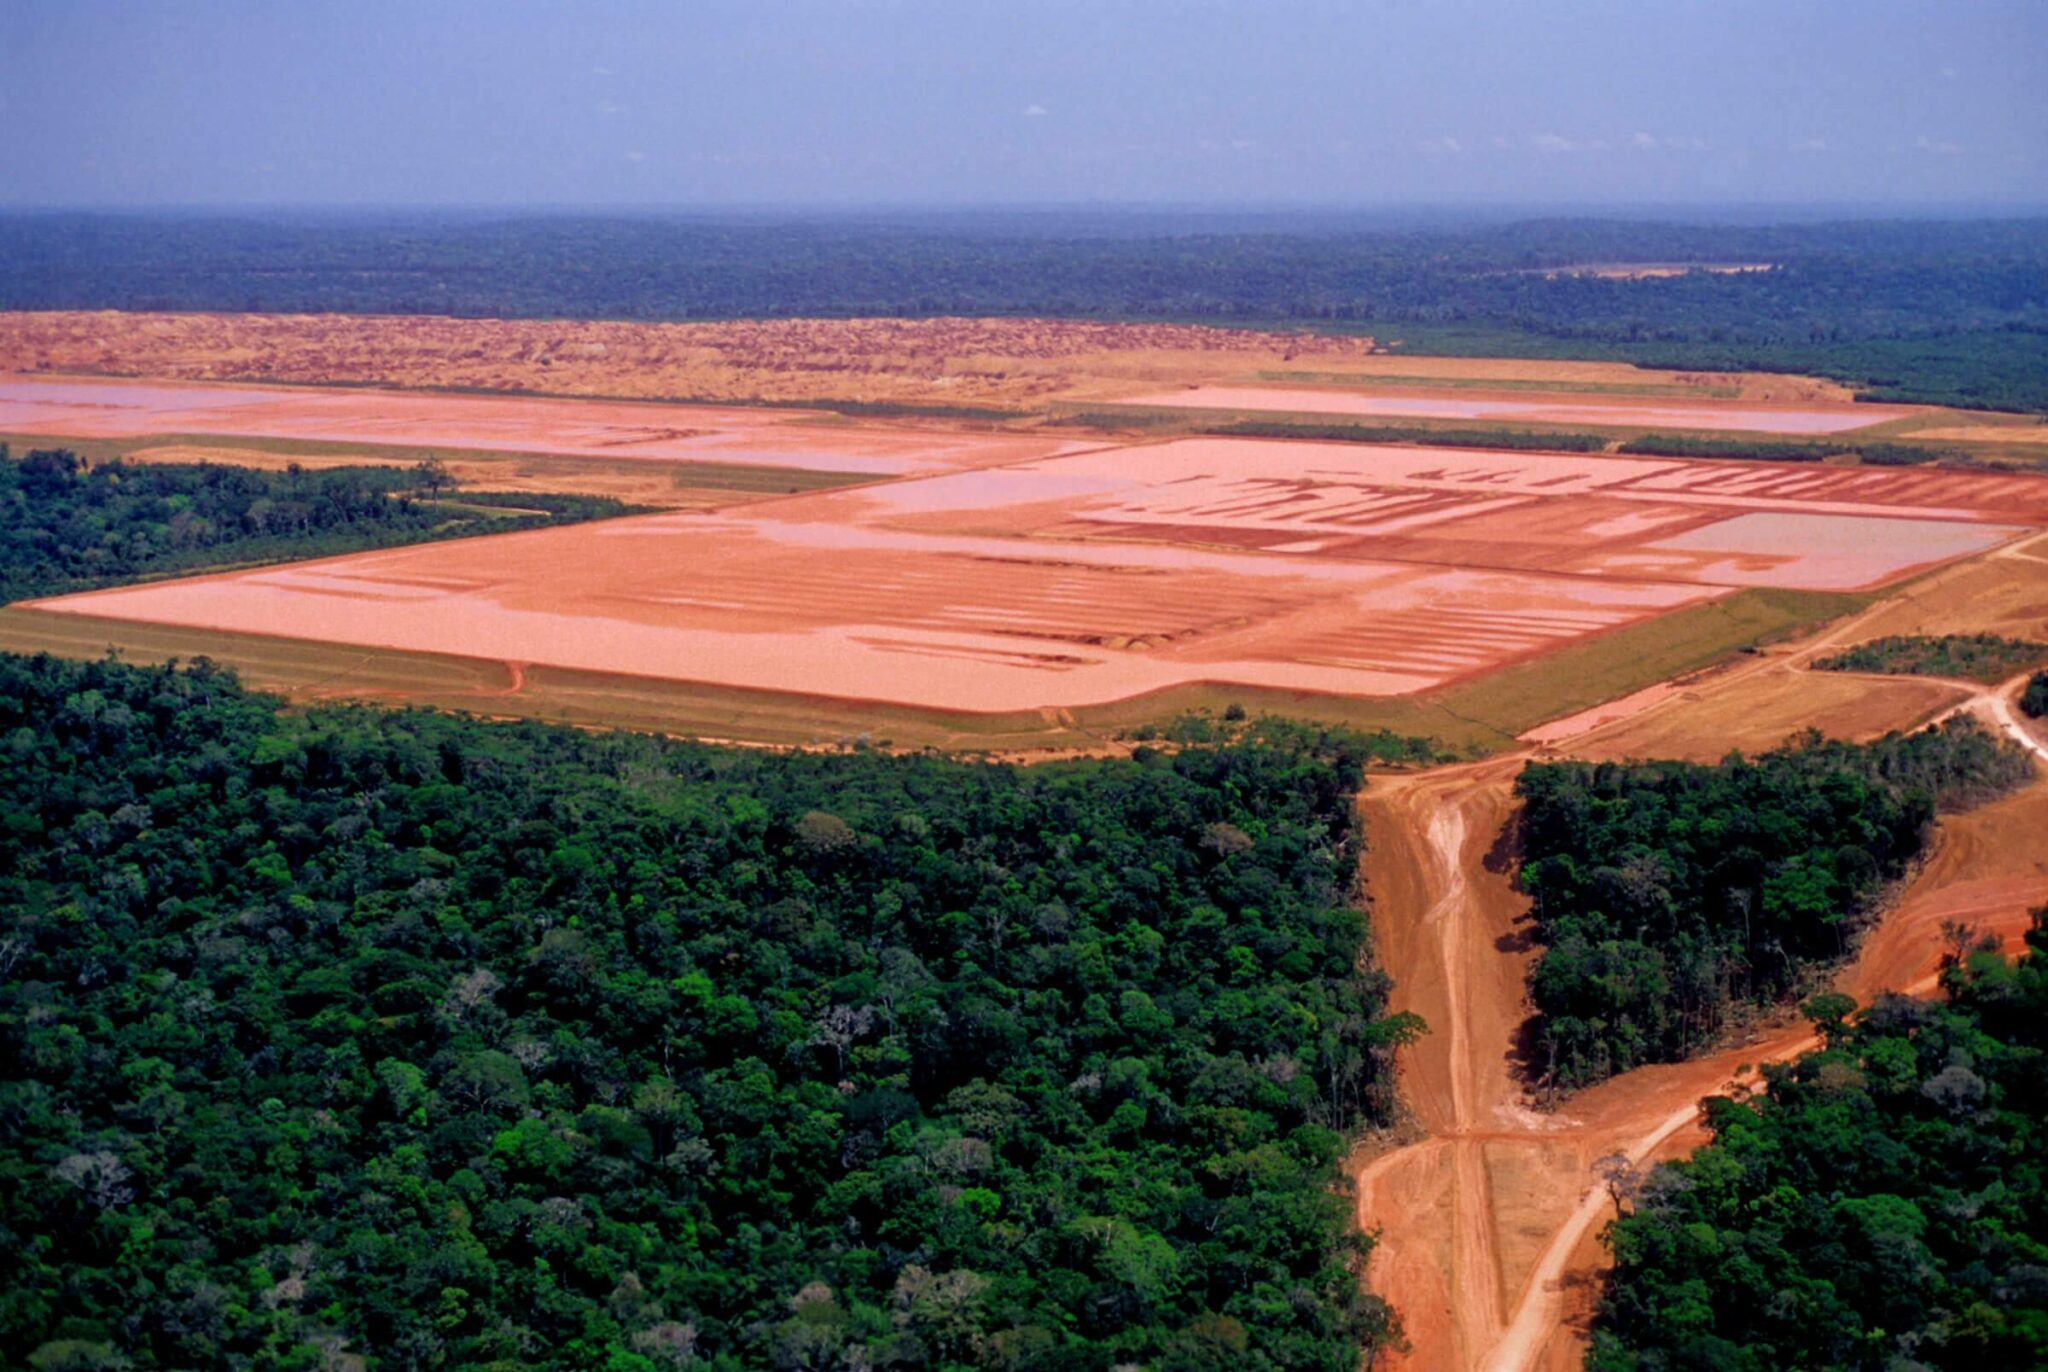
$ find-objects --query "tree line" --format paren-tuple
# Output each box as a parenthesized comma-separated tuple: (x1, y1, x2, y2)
(1513, 722, 2032, 1091)
(1589, 918, 2048, 1370)
(0, 447, 636, 606)
(1814, 635, 2048, 683)
(1614, 435, 1947, 465)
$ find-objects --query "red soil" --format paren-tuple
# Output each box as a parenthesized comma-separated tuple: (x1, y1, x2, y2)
(885, 438, 2038, 592)
(1356, 752, 2048, 1372)
(0, 376, 1088, 478)
(22, 404, 2048, 717)
(25, 512, 1713, 712)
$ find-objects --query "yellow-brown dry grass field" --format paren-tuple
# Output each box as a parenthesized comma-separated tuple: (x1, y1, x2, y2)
(1242, 353, 1849, 400)
(1914, 423, 2048, 447)
(1550, 529, 2048, 763)
(1846, 530, 2048, 641)
(0, 309, 1862, 411)
(1567, 668, 1966, 763)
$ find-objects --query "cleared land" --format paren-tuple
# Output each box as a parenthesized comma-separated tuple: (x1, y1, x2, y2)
(17, 506, 1720, 712)
(18, 414, 2042, 724)
(0, 310, 1874, 411)
(0, 376, 1088, 479)
(1353, 526, 2048, 1371)
(1557, 669, 1966, 761)
(1356, 726, 2048, 1372)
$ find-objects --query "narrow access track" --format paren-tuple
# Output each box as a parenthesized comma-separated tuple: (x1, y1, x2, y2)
(1356, 608, 2048, 1370)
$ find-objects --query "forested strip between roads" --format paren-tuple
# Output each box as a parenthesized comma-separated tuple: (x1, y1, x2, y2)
(1515, 722, 2033, 1090)
(1590, 921, 2048, 1370)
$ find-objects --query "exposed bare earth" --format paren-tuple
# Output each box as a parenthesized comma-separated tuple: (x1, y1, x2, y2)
(17, 382, 2044, 718)
(0, 376, 1086, 479)
(1558, 667, 1965, 761)
(0, 310, 1883, 412)
(20, 482, 1720, 713)
(1353, 540, 2048, 1370)
(0, 311, 1386, 409)
(1357, 723, 2048, 1372)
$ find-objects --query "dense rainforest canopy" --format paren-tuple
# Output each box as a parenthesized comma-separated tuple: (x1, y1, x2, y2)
(0, 652, 1414, 1370)
(1514, 724, 2031, 1090)
(0, 447, 634, 606)
(3, 212, 2045, 410)
(1590, 921, 2048, 1370)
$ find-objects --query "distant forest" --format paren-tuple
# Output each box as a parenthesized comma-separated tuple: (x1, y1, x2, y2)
(3, 212, 2047, 410)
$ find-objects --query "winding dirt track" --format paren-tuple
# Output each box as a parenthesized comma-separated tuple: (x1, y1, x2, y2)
(1355, 667, 2048, 1370)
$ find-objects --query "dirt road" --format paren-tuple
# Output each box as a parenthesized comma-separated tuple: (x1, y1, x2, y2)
(1356, 680, 2048, 1371)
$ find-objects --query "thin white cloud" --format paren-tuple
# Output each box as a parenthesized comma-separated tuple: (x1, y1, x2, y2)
(599, 101, 628, 116)
(1792, 137, 1828, 154)
(1939, 65, 1958, 79)
(623, 149, 647, 163)
(1630, 131, 1657, 149)
(1915, 135, 1963, 156)
(1022, 104, 1048, 117)
(1419, 135, 1462, 155)
(592, 65, 615, 77)
(1530, 133, 1606, 154)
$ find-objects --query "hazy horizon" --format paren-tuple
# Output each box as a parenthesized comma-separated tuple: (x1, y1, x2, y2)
(4, 0, 2045, 210)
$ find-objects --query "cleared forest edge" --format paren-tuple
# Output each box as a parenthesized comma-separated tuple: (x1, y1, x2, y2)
(1353, 592, 2048, 1370)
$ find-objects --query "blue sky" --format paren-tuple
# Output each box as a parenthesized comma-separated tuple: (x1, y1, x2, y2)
(3, 0, 2043, 208)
